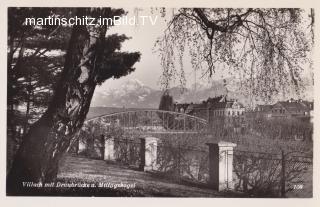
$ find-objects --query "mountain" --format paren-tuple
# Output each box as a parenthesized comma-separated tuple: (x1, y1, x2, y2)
(91, 79, 160, 108)
(91, 79, 240, 108)
(91, 76, 314, 109)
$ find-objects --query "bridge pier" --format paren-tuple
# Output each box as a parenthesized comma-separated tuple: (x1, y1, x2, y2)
(206, 141, 237, 191)
(139, 137, 159, 171)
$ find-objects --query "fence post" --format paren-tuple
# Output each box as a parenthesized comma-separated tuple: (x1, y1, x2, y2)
(140, 137, 159, 171)
(104, 137, 115, 161)
(178, 144, 182, 177)
(100, 134, 105, 160)
(281, 150, 286, 197)
(77, 138, 86, 154)
(206, 141, 237, 191)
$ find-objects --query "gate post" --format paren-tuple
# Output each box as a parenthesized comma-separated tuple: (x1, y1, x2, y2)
(280, 150, 286, 197)
(140, 137, 159, 171)
(206, 141, 237, 191)
(100, 134, 105, 160)
(78, 138, 86, 154)
(104, 137, 115, 161)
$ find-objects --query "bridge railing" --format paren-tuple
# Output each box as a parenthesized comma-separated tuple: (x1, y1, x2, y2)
(83, 109, 208, 133)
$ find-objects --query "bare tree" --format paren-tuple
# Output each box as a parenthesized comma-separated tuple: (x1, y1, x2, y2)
(155, 8, 313, 101)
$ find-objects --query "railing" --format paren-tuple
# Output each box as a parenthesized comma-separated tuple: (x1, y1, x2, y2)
(108, 138, 210, 182)
(282, 152, 313, 197)
(113, 139, 141, 168)
(156, 144, 209, 183)
(86, 109, 208, 124)
(233, 150, 312, 197)
(78, 133, 312, 197)
(83, 109, 208, 133)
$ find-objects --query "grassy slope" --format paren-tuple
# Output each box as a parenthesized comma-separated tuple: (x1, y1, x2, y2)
(56, 155, 233, 197)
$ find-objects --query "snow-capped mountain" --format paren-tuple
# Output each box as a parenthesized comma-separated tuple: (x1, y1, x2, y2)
(92, 79, 159, 108)
(91, 79, 238, 108)
(91, 77, 313, 108)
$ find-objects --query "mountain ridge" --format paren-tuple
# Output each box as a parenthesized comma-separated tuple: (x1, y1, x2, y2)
(91, 79, 234, 108)
(91, 78, 313, 108)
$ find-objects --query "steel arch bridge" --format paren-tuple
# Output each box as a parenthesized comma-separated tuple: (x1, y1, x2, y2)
(83, 109, 208, 134)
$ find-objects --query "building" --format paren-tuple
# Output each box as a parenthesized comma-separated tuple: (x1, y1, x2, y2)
(185, 102, 208, 119)
(208, 99, 245, 118)
(173, 95, 245, 123)
(271, 99, 313, 122)
(173, 103, 191, 114)
(253, 104, 273, 119)
(253, 99, 313, 122)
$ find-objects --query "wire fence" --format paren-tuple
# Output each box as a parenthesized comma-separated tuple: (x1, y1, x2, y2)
(232, 150, 312, 197)
(156, 144, 209, 183)
(113, 139, 141, 168)
(282, 153, 313, 197)
(84, 137, 312, 197)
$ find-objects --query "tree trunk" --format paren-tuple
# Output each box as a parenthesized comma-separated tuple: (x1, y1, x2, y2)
(7, 8, 107, 195)
(23, 76, 32, 136)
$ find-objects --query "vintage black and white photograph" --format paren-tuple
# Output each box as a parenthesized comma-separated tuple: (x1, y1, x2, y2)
(6, 6, 314, 198)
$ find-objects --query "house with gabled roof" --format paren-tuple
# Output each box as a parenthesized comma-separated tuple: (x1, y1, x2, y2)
(173, 95, 245, 125)
(208, 98, 245, 118)
(253, 104, 273, 118)
(271, 99, 312, 119)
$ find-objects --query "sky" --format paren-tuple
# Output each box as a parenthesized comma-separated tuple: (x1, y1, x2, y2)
(94, 8, 314, 100)
(95, 8, 167, 92)
(95, 8, 228, 93)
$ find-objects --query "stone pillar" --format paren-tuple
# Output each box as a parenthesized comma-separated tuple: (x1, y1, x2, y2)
(78, 138, 86, 154)
(140, 137, 159, 171)
(189, 157, 200, 179)
(206, 141, 237, 191)
(100, 135, 105, 160)
(104, 138, 115, 161)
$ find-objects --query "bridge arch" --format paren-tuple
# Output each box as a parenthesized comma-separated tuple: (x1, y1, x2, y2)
(84, 109, 208, 133)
